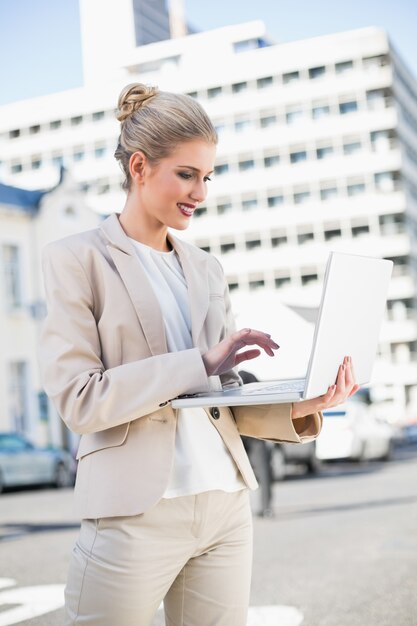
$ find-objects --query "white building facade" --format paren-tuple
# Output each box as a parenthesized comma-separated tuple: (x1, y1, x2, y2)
(1, 19, 417, 441)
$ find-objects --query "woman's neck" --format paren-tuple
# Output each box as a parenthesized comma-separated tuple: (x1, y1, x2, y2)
(119, 204, 170, 253)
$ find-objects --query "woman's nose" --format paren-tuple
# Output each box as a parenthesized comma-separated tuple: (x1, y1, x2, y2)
(190, 179, 207, 203)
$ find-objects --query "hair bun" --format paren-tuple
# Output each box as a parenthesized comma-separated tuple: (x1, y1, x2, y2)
(116, 83, 159, 122)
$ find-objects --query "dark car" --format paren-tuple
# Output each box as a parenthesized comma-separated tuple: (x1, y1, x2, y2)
(271, 440, 320, 480)
(0, 432, 76, 492)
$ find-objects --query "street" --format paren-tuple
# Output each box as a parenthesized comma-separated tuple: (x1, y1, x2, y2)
(0, 445, 416, 626)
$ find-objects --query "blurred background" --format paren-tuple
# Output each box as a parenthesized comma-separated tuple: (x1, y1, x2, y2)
(0, 2, 417, 624)
(1, 0, 417, 451)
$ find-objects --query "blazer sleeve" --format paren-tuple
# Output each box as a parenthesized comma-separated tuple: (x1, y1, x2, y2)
(38, 242, 209, 435)
(217, 265, 323, 443)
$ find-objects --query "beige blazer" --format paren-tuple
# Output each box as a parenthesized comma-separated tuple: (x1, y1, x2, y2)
(39, 213, 322, 518)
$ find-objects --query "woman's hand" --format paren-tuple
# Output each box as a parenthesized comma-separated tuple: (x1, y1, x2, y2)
(291, 355, 360, 419)
(202, 328, 279, 377)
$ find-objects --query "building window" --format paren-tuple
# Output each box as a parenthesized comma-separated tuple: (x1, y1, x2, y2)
(363, 54, 389, 70)
(214, 123, 226, 135)
(343, 141, 362, 155)
(257, 76, 273, 89)
(271, 235, 287, 247)
(92, 111, 105, 121)
(239, 159, 255, 171)
(71, 115, 83, 126)
(214, 163, 229, 176)
(347, 181, 366, 196)
(217, 202, 233, 214)
(320, 187, 338, 201)
(200, 245, 211, 253)
(194, 206, 207, 218)
(235, 119, 253, 132)
(309, 66, 326, 79)
(298, 232, 314, 244)
(275, 276, 291, 288)
(339, 100, 358, 114)
(371, 129, 394, 151)
(9, 129, 20, 139)
(187, 91, 198, 98)
(336, 60, 354, 74)
(352, 224, 370, 237)
(208, 86, 222, 99)
(242, 198, 257, 210)
(50, 120, 61, 130)
(31, 158, 42, 170)
(268, 195, 284, 207)
(228, 281, 239, 291)
(11, 163, 23, 173)
(249, 279, 265, 290)
(94, 145, 107, 158)
(294, 190, 311, 204)
(220, 242, 236, 254)
(246, 239, 261, 250)
(317, 146, 334, 159)
(324, 229, 342, 241)
(260, 115, 277, 128)
(375, 171, 399, 192)
(29, 125, 40, 134)
(290, 150, 307, 164)
(302, 273, 318, 285)
(52, 155, 64, 168)
(8, 361, 29, 432)
(312, 104, 330, 119)
(286, 108, 304, 124)
(2, 245, 22, 309)
(283, 71, 299, 84)
(73, 150, 85, 162)
(264, 155, 280, 168)
(379, 213, 404, 235)
(232, 81, 247, 94)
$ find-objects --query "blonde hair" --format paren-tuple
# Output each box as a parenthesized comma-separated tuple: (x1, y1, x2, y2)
(114, 83, 218, 191)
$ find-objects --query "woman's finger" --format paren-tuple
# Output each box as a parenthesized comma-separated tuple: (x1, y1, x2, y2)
(234, 349, 261, 365)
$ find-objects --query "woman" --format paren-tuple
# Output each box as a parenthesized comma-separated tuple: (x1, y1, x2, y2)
(39, 83, 359, 626)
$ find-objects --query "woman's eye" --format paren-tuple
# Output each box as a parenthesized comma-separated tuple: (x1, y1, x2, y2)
(204, 176, 212, 183)
(178, 172, 192, 180)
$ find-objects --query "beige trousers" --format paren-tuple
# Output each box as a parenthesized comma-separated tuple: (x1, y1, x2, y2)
(64, 489, 253, 626)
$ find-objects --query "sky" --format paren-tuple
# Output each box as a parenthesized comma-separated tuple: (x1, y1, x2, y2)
(0, 0, 416, 106)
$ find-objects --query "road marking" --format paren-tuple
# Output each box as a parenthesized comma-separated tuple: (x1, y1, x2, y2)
(0, 582, 64, 626)
(0, 579, 303, 625)
(248, 605, 304, 625)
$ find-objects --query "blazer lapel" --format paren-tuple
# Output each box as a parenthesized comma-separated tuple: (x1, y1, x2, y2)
(100, 214, 168, 356)
(169, 234, 209, 347)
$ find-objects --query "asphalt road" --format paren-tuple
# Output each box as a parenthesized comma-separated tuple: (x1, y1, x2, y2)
(0, 444, 416, 626)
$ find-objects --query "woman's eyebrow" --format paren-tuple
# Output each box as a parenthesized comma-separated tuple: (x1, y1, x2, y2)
(177, 165, 214, 174)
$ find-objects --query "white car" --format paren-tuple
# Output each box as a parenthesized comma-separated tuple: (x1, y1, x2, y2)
(316, 400, 394, 462)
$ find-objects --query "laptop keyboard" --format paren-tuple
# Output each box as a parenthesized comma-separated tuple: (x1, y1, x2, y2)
(242, 379, 305, 395)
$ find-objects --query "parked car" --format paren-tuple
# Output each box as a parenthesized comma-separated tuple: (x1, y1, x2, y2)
(271, 440, 320, 480)
(0, 432, 76, 492)
(316, 400, 394, 462)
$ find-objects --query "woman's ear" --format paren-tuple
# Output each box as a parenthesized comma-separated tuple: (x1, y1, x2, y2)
(129, 151, 148, 185)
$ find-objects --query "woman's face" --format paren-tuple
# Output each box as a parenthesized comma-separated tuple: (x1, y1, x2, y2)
(135, 139, 216, 231)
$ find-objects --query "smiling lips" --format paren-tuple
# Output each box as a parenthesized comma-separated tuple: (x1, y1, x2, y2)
(177, 203, 196, 217)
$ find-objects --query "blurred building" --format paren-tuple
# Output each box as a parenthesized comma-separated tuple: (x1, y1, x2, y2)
(0, 172, 99, 444)
(1, 16, 417, 441)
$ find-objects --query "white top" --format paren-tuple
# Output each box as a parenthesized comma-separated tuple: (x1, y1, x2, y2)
(129, 238, 245, 498)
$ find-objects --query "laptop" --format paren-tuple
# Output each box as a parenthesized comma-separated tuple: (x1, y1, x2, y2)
(172, 251, 393, 408)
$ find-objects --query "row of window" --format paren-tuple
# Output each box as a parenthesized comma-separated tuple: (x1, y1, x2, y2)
(213, 130, 396, 175)
(6, 109, 115, 140)
(224, 253, 408, 293)
(193, 172, 402, 218)
(8, 142, 114, 174)
(4, 53, 390, 141)
(187, 54, 389, 100)
(5, 119, 396, 176)
(195, 214, 406, 255)
(212, 89, 392, 136)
